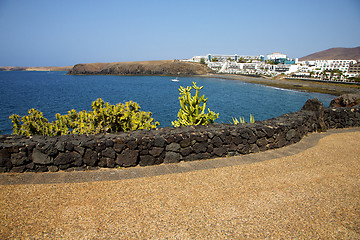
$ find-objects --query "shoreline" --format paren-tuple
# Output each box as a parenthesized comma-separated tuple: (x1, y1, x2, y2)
(200, 74, 360, 96)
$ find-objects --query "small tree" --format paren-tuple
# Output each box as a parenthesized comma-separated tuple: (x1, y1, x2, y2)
(200, 58, 206, 64)
(172, 82, 219, 127)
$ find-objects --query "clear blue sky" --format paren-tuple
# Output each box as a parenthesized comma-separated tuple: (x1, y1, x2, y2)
(1, 0, 359, 66)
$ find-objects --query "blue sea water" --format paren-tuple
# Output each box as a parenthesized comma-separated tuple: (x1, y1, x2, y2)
(0, 71, 335, 135)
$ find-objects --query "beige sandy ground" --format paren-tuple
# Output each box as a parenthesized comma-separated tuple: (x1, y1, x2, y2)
(1, 131, 360, 239)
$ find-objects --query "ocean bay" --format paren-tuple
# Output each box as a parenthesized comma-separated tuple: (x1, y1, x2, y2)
(0, 71, 335, 135)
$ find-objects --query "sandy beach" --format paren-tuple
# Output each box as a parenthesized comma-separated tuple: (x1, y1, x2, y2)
(203, 74, 360, 96)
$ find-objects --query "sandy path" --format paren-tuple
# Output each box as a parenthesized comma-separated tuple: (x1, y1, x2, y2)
(1, 131, 359, 239)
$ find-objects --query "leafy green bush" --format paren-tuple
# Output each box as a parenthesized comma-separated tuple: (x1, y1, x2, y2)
(172, 82, 219, 127)
(9, 98, 159, 136)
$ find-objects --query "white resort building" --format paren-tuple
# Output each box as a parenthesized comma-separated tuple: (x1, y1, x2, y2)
(183, 52, 359, 82)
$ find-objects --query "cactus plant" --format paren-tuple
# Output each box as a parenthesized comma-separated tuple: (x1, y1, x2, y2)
(9, 98, 159, 136)
(172, 82, 219, 127)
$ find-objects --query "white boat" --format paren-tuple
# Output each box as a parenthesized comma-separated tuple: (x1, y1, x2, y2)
(171, 77, 179, 82)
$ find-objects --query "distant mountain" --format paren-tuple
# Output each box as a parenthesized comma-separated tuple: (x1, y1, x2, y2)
(299, 47, 360, 61)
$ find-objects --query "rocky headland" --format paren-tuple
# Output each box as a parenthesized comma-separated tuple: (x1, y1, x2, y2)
(68, 60, 213, 76)
(0, 66, 73, 72)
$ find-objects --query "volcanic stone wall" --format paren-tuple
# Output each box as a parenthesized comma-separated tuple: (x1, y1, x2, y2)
(1, 99, 360, 173)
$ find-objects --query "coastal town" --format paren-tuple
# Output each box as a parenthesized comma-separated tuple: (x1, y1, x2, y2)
(183, 52, 360, 83)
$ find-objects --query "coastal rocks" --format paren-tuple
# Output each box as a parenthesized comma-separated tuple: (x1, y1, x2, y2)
(301, 98, 327, 132)
(0, 98, 360, 173)
(329, 94, 360, 107)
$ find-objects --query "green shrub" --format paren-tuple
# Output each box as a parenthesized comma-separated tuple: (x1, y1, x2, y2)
(9, 98, 159, 136)
(172, 82, 219, 127)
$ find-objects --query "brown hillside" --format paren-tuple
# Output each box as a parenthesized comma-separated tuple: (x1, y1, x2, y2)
(300, 47, 360, 61)
(68, 60, 213, 76)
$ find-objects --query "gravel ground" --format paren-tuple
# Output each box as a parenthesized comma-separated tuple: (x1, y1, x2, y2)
(1, 131, 360, 239)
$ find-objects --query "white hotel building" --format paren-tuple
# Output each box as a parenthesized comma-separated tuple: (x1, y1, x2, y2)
(309, 59, 357, 73)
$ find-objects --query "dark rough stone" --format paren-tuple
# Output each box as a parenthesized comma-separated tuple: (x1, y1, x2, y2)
(0, 149, 11, 166)
(301, 98, 326, 132)
(10, 166, 26, 173)
(96, 142, 107, 152)
(139, 155, 157, 166)
(81, 140, 97, 150)
(254, 129, 266, 138)
(105, 139, 114, 147)
(11, 152, 27, 166)
(183, 153, 202, 162)
(180, 138, 191, 148)
(276, 135, 287, 148)
(247, 132, 258, 144)
(149, 147, 163, 157)
(239, 145, 250, 154)
(201, 152, 211, 159)
(26, 162, 35, 170)
(74, 146, 85, 156)
(207, 144, 214, 153)
(99, 157, 116, 168)
(263, 126, 275, 138)
(83, 149, 98, 166)
(36, 165, 49, 172)
(74, 166, 87, 171)
(55, 141, 65, 152)
(286, 129, 297, 141)
(195, 134, 208, 142)
(164, 152, 181, 164)
(48, 165, 59, 172)
(193, 142, 207, 153)
(114, 143, 126, 153)
(180, 147, 193, 157)
(140, 149, 149, 155)
(330, 94, 360, 107)
(232, 136, 243, 145)
(250, 144, 259, 153)
(154, 135, 166, 147)
(54, 152, 81, 166)
(256, 138, 268, 147)
(116, 149, 139, 167)
(61, 165, 74, 171)
(213, 147, 226, 157)
(166, 134, 183, 144)
(166, 143, 181, 152)
(65, 142, 74, 151)
(32, 148, 53, 165)
(239, 128, 253, 139)
(229, 143, 237, 151)
(127, 140, 137, 150)
(102, 148, 116, 159)
(211, 136, 223, 148)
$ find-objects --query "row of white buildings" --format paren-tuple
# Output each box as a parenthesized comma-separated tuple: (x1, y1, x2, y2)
(183, 53, 359, 82)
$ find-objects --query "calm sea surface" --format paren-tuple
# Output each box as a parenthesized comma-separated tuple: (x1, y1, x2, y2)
(0, 71, 335, 134)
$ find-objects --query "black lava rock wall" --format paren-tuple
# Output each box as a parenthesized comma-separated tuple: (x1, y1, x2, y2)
(1, 99, 359, 173)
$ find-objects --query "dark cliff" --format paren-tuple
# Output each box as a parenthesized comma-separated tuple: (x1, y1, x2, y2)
(68, 60, 213, 76)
